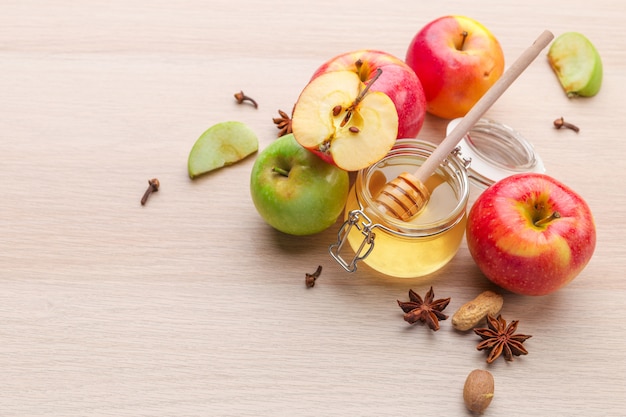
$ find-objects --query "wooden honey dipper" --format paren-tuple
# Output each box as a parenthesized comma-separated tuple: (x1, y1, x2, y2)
(374, 30, 554, 221)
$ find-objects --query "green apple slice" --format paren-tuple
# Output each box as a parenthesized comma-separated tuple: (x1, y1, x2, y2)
(187, 121, 258, 179)
(547, 32, 603, 97)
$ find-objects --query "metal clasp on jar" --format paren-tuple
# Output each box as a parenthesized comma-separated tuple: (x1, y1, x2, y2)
(451, 146, 473, 169)
(329, 209, 377, 272)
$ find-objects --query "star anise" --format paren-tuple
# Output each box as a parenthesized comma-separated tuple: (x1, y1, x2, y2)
(397, 287, 451, 331)
(273, 108, 293, 138)
(474, 314, 532, 364)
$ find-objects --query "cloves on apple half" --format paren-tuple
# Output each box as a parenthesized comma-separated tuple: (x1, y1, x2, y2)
(291, 50, 426, 172)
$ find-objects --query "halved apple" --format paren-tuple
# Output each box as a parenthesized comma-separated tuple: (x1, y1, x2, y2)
(187, 121, 258, 179)
(291, 70, 398, 172)
(548, 32, 603, 97)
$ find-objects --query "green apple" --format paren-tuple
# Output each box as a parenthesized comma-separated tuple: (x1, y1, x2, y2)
(250, 134, 349, 236)
(188, 121, 258, 179)
(548, 32, 603, 97)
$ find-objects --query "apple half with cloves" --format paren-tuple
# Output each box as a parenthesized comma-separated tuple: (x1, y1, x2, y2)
(310, 50, 427, 139)
(291, 69, 398, 172)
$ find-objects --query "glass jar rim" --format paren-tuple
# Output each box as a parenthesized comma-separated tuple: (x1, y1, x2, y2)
(355, 139, 470, 236)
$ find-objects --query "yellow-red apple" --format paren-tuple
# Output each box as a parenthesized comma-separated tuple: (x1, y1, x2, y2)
(466, 173, 596, 296)
(310, 49, 426, 139)
(405, 15, 505, 119)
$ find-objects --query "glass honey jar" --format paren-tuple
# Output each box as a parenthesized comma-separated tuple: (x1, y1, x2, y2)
(329, 118, 544, 278)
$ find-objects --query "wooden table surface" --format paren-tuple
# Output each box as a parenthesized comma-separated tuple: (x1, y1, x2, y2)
(2, 1, 624, 415)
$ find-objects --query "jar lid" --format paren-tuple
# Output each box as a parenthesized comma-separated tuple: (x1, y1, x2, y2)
(447, 118, 545, 188)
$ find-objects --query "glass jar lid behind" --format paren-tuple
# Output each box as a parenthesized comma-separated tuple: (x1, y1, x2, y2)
(449, 118, 545, 188)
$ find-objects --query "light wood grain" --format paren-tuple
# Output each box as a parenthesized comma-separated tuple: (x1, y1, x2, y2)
(1, 1, 625, 416)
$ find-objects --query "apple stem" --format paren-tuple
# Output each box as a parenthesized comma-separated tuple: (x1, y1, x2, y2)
(340, 67, 383, 127)
(272, 166, 290, 177)
(459, 31, 468, 50)
(534, 211, 561, 227)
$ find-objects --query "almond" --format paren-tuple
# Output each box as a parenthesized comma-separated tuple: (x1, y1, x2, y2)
(463, 369, 495, 413)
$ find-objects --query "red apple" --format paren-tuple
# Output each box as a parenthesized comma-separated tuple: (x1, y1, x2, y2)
(291, 70, 399, 172)
(406, 15, 505, 119)
(466, 173, 596, 296)
(311, 49, 427, 139)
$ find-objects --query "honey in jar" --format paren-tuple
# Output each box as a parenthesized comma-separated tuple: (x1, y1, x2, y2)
(330, 139, 470, 278)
